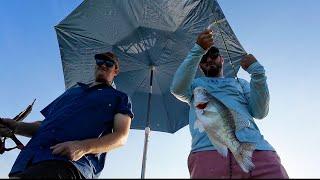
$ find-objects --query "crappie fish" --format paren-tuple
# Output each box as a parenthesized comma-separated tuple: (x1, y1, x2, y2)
(193, 87, 255, 173)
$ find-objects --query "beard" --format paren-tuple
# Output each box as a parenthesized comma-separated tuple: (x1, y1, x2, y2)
(203, 64, 222, 77)
(95, 75, 107, 83)
(95, 68, 108, 83)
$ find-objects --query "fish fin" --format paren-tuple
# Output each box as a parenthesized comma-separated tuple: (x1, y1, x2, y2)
(194, 119, 205, 133)
(233, 143, 255, 173)
(212, 141, 228, 157)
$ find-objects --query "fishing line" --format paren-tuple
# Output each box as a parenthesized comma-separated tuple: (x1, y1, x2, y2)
(208, 5, 249, 102)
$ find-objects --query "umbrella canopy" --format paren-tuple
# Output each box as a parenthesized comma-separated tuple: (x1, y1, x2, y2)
(55, 0, 246, 134)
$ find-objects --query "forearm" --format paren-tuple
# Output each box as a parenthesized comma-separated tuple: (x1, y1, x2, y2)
(15, 121, 42, 138)
(80, 132, 127, 155)
(170, 43, 206, 103)
(50, 114, 132, 161)
(246, 62, 270, 119)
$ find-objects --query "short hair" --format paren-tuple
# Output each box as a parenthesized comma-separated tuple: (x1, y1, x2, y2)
(200, 46, 220, 64)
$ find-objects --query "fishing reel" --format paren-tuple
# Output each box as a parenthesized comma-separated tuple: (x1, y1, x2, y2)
(0, 99, 36, 154)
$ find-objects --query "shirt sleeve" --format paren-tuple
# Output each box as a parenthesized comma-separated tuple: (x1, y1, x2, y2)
(40, 92, 66, 118)
(116, 94, 134, 119)
(170, 43, 206, 104)
(242, 61, 270, 119)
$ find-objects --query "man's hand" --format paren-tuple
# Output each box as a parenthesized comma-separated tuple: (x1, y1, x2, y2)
(0, 118, 17, 130)
(0, 124, 12, 137)
(240, 54, 257, 70)
(50, 141, 88, 161)
(196, 29, 214, 50)
(0, 118, 17, 137)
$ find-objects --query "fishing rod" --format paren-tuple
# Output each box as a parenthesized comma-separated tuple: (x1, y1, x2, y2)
(0, 99, 36, 154)
(207, 8, 248, 99)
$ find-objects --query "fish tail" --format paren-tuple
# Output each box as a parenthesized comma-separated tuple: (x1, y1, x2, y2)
(234, 143, 255, 173)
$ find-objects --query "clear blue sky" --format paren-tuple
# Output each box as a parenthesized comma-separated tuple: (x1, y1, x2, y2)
(1, 0, 320, 178)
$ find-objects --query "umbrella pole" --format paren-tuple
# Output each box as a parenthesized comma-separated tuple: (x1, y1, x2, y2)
(141, 66, 154, 179)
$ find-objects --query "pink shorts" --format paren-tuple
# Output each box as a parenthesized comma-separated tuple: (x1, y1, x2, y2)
(188, 150, 289, 179)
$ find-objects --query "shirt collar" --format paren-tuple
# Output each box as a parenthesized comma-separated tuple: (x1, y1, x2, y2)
(77, 82, 113, 90)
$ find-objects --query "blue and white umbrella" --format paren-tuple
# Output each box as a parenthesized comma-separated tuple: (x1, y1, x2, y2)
(55, 0, 246, 178)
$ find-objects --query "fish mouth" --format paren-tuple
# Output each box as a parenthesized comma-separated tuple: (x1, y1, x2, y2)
(193, 87, 210, 110)
(195, 102, 209, 110)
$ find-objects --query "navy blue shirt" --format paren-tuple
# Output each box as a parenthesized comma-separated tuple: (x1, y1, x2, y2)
(9, 82, 134, 178)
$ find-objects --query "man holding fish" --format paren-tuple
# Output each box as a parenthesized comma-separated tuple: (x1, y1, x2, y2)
(170, 29, 288, 179)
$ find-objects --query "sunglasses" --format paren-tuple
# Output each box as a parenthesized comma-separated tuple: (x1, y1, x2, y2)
(95, 57, 116, 68)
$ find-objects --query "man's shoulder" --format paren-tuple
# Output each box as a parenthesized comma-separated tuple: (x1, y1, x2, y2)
(111, 88, 130, 99)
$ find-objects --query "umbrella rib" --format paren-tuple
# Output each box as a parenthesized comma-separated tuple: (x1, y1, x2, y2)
(218, 48, 246, 56)
(119, 55, 148, 68)
(122, 57, 146, 67)
(179, 5, 246, 57)
(155, 36, 193, 66)
(157, 59, 182, 66)
(153, 75, 172, 132)
(137, 28, 153, 66)
(215, 30, 244, 51)
(56, 27, 107, 46)
(157, 68, 176, 78)
(181, 14, 211, 33)
(209, 8, 246, 53)
(212, 17, 245, 48)
(120, 67, 148, 73)
(173, 1, 201, 29)
(113, 46, 149, 67)
(178, 1, 209, 30)
(131, 71, 149, 98)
